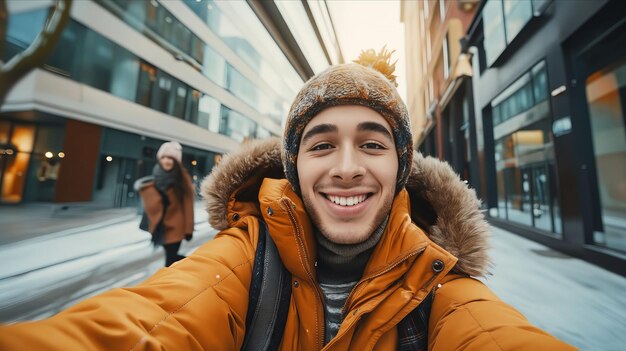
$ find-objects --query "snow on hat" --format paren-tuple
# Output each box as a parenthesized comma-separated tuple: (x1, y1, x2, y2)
(282, 47, 412, 195)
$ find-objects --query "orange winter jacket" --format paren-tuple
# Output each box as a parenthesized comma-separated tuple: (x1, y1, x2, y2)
(0, 138, 575, 350)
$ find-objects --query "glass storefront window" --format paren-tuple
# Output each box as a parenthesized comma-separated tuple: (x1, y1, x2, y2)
(24, 125, 65, 202)
(1, 124, 35, 204)
(586, 58, 626, 252)
(494, 118, 560, 236)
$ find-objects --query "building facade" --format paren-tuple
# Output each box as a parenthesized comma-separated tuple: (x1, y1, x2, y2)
(401, 0, 480, 186)
(405, 0, 625, 275)
(1, 0, 341, 208)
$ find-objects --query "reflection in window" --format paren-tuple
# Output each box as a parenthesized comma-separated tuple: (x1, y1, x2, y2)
(220, 107, 257, 143)
(198, 94, 221, 132)
(494, 119, 561, 236)
(503, 0, 532, 43)
(185, 90, 201, 125)
(586, 58, 626, 252)
(491, 60, 548, 126)
(532, 61, 549, 103)
(137, 62, 157, 107)
(81, 31, 114, 91)
(483, 0, 506, 66)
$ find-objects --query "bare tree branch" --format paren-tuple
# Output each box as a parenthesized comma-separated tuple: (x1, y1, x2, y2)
(0, 0, 73, 106)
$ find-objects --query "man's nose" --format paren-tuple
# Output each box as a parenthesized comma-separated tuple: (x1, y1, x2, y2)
(329, 147, 365, 181)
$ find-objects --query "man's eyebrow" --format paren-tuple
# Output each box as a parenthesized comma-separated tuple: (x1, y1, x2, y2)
(301, 124, 338, 145)
(357, 122, 393, 141)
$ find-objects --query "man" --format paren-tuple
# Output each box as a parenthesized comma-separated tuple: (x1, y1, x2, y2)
(0, 51, 575, 350)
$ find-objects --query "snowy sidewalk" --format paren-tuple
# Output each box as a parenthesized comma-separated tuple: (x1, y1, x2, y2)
(483, 226, 626, 351)
(0, 201, 207, 280)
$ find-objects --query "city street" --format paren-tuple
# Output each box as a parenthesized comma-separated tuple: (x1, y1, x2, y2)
(0, 202, 216, 322)
(1, 212, 624, 350)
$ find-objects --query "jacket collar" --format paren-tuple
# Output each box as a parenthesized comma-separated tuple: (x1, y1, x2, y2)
(201, 137, 490, 277)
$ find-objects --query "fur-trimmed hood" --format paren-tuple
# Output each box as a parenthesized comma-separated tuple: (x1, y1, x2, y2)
(201, 138, 490, 277)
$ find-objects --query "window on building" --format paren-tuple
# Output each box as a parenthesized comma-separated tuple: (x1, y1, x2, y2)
(172, 82, 188, 119)
(494, 119, 560, 234)
(256, 125, 272, 139)
(136, 61, 157, 107)
(503, 0, 532, 43)
(110, 46, 140, 101)
(443, 33, 450, 79)
(586, 57, 626, 252)
(483, 0, 506, 66)
(491, 60, 548, 126)
(220, 107, 257, 143)
(198, 94, 221, 132)
(185, 89, 201, 125)
(81, 30, 114, 92)
(46, 21, 83, 78)
(154, 71, 173, 115)
(531, 61, 549, 103)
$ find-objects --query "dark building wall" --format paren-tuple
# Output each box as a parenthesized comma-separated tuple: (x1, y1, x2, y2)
(468, 0, 626, 276)
(54, 120, 102, 203)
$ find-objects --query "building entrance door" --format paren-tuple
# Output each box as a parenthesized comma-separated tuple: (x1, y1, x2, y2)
(0, 121, 35, 204)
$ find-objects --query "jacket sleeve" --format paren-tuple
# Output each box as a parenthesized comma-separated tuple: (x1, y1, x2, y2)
(428, 276, 577, 351)
(183, 171, 195, 234)
(0, 222, 260, 351)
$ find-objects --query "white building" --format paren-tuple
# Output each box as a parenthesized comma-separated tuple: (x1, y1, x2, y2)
(0, 0, 342, 207)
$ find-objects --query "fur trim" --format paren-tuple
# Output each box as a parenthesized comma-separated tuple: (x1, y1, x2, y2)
(201, 138, 491, 277)
(406, 153, 492, 277)
(201, 138, 283, 231)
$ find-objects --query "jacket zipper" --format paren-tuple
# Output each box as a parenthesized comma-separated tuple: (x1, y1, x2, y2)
(340, 246, 426, 318)
(282, 198, 326, 350)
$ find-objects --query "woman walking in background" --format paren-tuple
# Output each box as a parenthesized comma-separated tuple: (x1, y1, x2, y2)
(135, 141, 195, 266)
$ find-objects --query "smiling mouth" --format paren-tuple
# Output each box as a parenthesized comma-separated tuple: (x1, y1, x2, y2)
(322, 193, 372, 207)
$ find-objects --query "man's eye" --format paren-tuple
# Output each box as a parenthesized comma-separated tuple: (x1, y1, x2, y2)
(362, 142, 386, 150)
(311, 143, 333, 151)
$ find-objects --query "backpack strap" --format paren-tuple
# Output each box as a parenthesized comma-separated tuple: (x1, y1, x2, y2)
(242, 219, 292, 351)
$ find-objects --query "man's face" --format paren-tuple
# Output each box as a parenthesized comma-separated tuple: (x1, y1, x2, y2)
(159, 156, 175, 171)
(297, 105, 398, 244)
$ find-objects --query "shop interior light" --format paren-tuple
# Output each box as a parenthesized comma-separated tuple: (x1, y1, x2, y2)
(58, 152, 65, 158)
(191, 160, 197, 166)
(106, 156, 113, 162)
(45, 152, 53, 159)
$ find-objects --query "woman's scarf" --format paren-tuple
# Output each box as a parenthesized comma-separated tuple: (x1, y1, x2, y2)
(152, 163, 177, 194)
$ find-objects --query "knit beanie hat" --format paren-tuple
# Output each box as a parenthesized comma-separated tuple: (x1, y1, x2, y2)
(282, 47, 413, 195)
(157, 141, 183, 164)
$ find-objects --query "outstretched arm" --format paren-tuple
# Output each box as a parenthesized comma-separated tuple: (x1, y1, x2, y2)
(0, 225, 258, 350)
(428, 276, 577, 350)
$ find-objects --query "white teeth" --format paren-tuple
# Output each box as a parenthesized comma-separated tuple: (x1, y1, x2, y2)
(327, 194, 368, 207)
